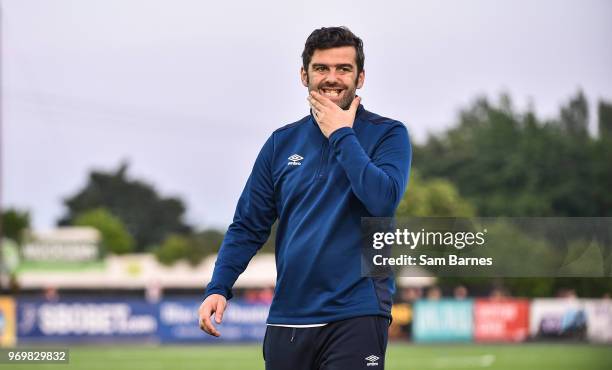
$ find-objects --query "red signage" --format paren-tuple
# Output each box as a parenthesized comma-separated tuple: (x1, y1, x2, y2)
(474, 299, 529, 342)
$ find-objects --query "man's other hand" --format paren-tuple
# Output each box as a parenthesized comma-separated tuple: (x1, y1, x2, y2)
(198, 294, 227, 337)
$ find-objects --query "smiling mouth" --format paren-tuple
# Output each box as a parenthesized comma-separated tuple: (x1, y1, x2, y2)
(320, 88, 344, 98)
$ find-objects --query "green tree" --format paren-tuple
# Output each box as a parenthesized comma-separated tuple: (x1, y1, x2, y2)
(152, 229, 225, 266)
(154, 234, 191, 266)
(593, 100, 612, 215)
(414, 91, 608, 217)
(599, 100, 612, 139)
(1, 208, 30, 244)
(74, 208, 135, 255)
(437, 221, 560, 297)
(59, 162, 192, 251)
(413, 91, 612, 297)
(559, 90, 589, 138)
(185, 229, 225, 265)
(396, 170, 476, 217)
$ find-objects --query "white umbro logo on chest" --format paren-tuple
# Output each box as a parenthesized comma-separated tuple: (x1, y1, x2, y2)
(287, 154, 304, 166)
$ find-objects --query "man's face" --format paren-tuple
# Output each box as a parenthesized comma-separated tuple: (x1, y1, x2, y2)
(301, 46, 365, 110)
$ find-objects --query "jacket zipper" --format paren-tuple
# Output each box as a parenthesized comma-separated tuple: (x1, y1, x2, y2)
(314, 141, 329, 181)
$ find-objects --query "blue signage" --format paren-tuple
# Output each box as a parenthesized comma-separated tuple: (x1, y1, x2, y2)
(413, 299, 474, 342)
(16, 298, 269, 343)
(158, 299, 268, 342)
(17, 299, 158, 343)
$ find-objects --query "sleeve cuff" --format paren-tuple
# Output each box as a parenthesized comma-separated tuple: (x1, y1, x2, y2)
(328, 127, 355, 147)
(204, 286, 233, 300)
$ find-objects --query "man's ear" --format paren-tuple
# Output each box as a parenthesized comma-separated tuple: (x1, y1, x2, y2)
(300, 67, 309, 87)
(356, 69, 365, 89)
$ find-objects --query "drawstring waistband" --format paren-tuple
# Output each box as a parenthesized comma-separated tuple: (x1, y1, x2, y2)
(290, 327, 296, 343)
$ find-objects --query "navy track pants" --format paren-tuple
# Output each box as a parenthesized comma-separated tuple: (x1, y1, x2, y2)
(263, 315, 389, 370)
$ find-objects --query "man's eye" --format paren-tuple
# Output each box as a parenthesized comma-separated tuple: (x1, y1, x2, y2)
(314, 66, 326, 72)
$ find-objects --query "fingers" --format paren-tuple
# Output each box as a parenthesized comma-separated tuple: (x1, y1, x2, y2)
(309, 90, 334, 107)
(311, 109, 321, 124)
(201, 312, 220, 337)
(307, 97, 323, 123)
(307, 95, 324, 112)
(214, 299, 226, 324)
(199, 301, 220, 337)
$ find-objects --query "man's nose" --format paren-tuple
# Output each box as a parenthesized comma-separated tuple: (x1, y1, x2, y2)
(324, 69, 339, 83)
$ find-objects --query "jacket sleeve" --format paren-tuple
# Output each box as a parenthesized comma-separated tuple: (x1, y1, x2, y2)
(204, 134, 277, 300)
(328, 124, 411, 217)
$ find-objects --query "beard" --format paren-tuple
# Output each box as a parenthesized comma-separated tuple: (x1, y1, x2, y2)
(306, 75, 358, 110)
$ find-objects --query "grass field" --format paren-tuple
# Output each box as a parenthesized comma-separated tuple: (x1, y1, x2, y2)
(4, 343, 611, 370)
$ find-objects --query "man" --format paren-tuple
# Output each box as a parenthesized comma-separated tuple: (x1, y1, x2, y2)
(199, 26, 411, 369)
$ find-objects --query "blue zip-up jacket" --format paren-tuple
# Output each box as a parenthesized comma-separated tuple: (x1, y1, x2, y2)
(205, 104, 412, 324)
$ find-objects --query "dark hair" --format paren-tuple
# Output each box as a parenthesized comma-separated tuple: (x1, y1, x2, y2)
(302, 26, 365, 74)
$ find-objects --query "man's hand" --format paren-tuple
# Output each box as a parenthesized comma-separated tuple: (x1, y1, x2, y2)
(198, 294, 227, 337)
(307, 91, 361, 138)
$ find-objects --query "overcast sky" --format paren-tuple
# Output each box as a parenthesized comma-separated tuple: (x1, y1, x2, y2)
(3, 0, 612, 231)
